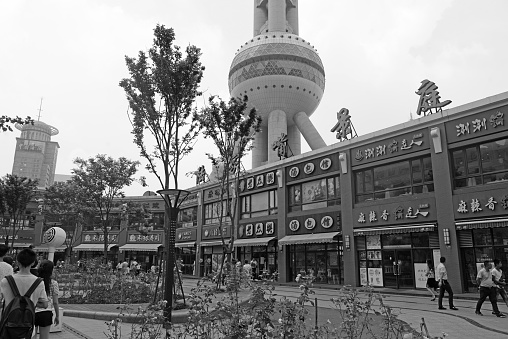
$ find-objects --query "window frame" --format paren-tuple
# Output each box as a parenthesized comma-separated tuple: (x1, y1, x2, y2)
(240, 189, 278, 219)
(288, 175, 341, 212)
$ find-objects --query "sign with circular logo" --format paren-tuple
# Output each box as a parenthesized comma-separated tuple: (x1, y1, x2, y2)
(304, 218, 316, 230)
(321, 216, 334, 229)
(289, 220, 300, 232)
(303, 163, 315, 175)
(41, 227, 66, 247)
(289, 167, 299, 178)
(320, 158, 332, 170)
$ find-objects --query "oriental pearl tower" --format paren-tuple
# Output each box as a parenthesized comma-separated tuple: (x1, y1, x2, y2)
(229, 0, 327, 168)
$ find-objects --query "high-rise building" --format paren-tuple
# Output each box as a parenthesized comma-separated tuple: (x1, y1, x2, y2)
(12, 120, 59, 188)
(229, 0, 327, 168)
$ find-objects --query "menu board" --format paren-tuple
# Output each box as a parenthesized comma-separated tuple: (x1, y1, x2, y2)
(368, 268, 383, 286)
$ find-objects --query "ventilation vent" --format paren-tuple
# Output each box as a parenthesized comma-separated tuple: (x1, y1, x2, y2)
(429, 231, 440, 248)
(355, 237, 366, 251)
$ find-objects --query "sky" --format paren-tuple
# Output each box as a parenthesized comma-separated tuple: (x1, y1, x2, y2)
(1, 0, 507, 196)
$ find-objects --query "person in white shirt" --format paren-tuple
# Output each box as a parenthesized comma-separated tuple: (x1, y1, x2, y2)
(35, 260, 60, 339)
(492, 259, 508, 309)
(1, 248, 48, 311)
(476, 260, 504, 317)
(0, 244, 14, 282)
(436, 256, 458, 310)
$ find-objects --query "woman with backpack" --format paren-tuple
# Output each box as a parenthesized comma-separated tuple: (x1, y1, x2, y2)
(35, 260, 60, 339)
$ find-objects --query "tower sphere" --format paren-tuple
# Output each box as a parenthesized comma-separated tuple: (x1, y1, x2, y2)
(228, 34, 325, 126)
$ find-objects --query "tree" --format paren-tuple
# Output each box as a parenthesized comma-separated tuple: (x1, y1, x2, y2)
(0, 174, 38, 250)
(71, 154, 140, 263)
(44, 181, 93, 260)
(119, 24, 205, 314)
(0, 115, 34, 132)
(194, 95, 261, 286)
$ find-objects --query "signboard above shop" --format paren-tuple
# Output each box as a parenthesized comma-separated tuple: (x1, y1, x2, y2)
(351, 128, 430, 166)
(445, 105, 507, 144)
(286, 155, 339, 183)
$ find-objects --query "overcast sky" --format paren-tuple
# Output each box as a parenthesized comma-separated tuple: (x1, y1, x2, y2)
(1, 0, 507, 196)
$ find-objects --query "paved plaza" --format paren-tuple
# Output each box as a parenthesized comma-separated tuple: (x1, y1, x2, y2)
(45, 279, 508, 339)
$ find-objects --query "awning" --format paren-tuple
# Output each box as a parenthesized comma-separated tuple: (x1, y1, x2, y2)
(175, 242, 196, 248)
(33, 246, 66, 252)
(119, 244, 161, 252)
(456, 218, 508, 230)
(278, 232, 340, 246)
(73, 244, 117, 251)
(11, 243, 33, 248)
(353, 224, 436, 236)
(233, 237, 276, 247)
(200, 240, 230, 247)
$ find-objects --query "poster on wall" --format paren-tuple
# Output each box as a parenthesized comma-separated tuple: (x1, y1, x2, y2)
(414, 263, 428, 289)
(360, 268, 368, 286)
(368, 268, 383, 286)
(366, 235, 381, 249)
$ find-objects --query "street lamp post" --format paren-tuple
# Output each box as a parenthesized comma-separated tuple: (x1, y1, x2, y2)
(156, 188, 190, 324)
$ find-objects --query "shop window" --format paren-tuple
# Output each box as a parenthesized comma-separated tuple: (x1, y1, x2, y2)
(493, 228, 508, 246)
(204, 200, 229, 225)
(381, 234, 411, 247)
(355, 156, 433, 203)
(473, 229, 492, 246)
(177, 206, 197, 228)
(289, 176, 340, 212)
(240, 190, 277, 219)
(452, 137, 508, 188)
(411, 232, 429, 248)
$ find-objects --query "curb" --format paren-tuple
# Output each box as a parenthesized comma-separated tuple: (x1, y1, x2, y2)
(63, 309, 189, 324)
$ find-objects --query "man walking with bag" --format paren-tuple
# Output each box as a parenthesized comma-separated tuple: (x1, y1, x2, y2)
(437, 256, 458, 311)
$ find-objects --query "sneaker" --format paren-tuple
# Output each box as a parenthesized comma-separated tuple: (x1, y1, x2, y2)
(496, 313, 506, 318)
(450, 307, 458, 310)
(438, 307, 446, 310)
(475, 311, 483, 316)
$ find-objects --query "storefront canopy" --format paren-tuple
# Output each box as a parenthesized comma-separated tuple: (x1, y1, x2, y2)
(32, 246, 66, 252)
(278, 232, 340, 246)
(119, 244, 161, 252)
(175, 242, 196, 248)
(73, 244, 117, 251)
(200, 240, 230, 247)
(11, 243, 33, 248)
(456, 218, 508, 230)
(233, 237, 276, 247)
(353, 224, 436, 236)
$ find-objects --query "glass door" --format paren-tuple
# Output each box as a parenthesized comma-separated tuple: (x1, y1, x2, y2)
(382, 249, 414, 288)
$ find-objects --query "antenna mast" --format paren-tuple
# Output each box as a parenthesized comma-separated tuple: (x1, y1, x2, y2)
(37, 98, 43, 121)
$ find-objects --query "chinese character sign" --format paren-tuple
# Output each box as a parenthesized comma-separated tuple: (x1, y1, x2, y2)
(415, 79, 452, 116)
(331, 108, 357, 141)
(272, 133, 289, 160)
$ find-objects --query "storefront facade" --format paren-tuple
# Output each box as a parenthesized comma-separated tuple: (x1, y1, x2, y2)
(118, 231, 163, 271)
(74, 231, 119, 263)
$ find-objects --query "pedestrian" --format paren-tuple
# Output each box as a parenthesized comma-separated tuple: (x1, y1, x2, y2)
(492, 258, 508, 309)
(476, 260, 505, 317)
(425, 259, 438, 301)
(0, 248, 48, 338)
(243, 260, 252, 279)
(436, 256, 458, 310)
(35, 260, 60, 339)
(0, 244, 14, 283)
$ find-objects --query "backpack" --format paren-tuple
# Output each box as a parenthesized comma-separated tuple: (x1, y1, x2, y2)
(0, 276, 43, 339)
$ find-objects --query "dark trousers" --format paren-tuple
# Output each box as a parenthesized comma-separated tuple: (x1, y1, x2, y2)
(476, 286, 500, 314)
(438, 280, 455, 308)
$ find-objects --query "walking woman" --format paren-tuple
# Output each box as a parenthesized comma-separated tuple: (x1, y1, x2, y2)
(426, 259, 438, 301)
(35, 260, 60, 339)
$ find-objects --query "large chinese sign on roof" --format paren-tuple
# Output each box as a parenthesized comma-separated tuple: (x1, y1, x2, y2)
(445, 105, 507, 144)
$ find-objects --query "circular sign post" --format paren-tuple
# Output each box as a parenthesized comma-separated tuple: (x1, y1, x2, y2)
(42, 227, 66, 261)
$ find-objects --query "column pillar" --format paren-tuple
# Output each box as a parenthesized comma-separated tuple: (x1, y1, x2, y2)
(253, 0, 268, 36)
(293, 111, 326, 150)
(287, 124, 301, 157)
(286, 0, 299, 34)
(268, 110, 287, 163)
(430, 125, 463, 291)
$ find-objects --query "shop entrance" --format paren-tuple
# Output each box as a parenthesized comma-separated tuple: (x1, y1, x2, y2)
(382, 249, 414, 289)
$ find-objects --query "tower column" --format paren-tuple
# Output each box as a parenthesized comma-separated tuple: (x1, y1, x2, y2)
(287, 124, 301, 157)
(268, 0, 286, 32)
(253, 0, 268, 36)
(294, 111, 327, 150)
(268, 110, 287, 163)
(286, 0, 299, 35)
(252, 126, 268, 168)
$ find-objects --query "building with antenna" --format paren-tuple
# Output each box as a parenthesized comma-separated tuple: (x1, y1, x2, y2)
(11, 119, 59, 188)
